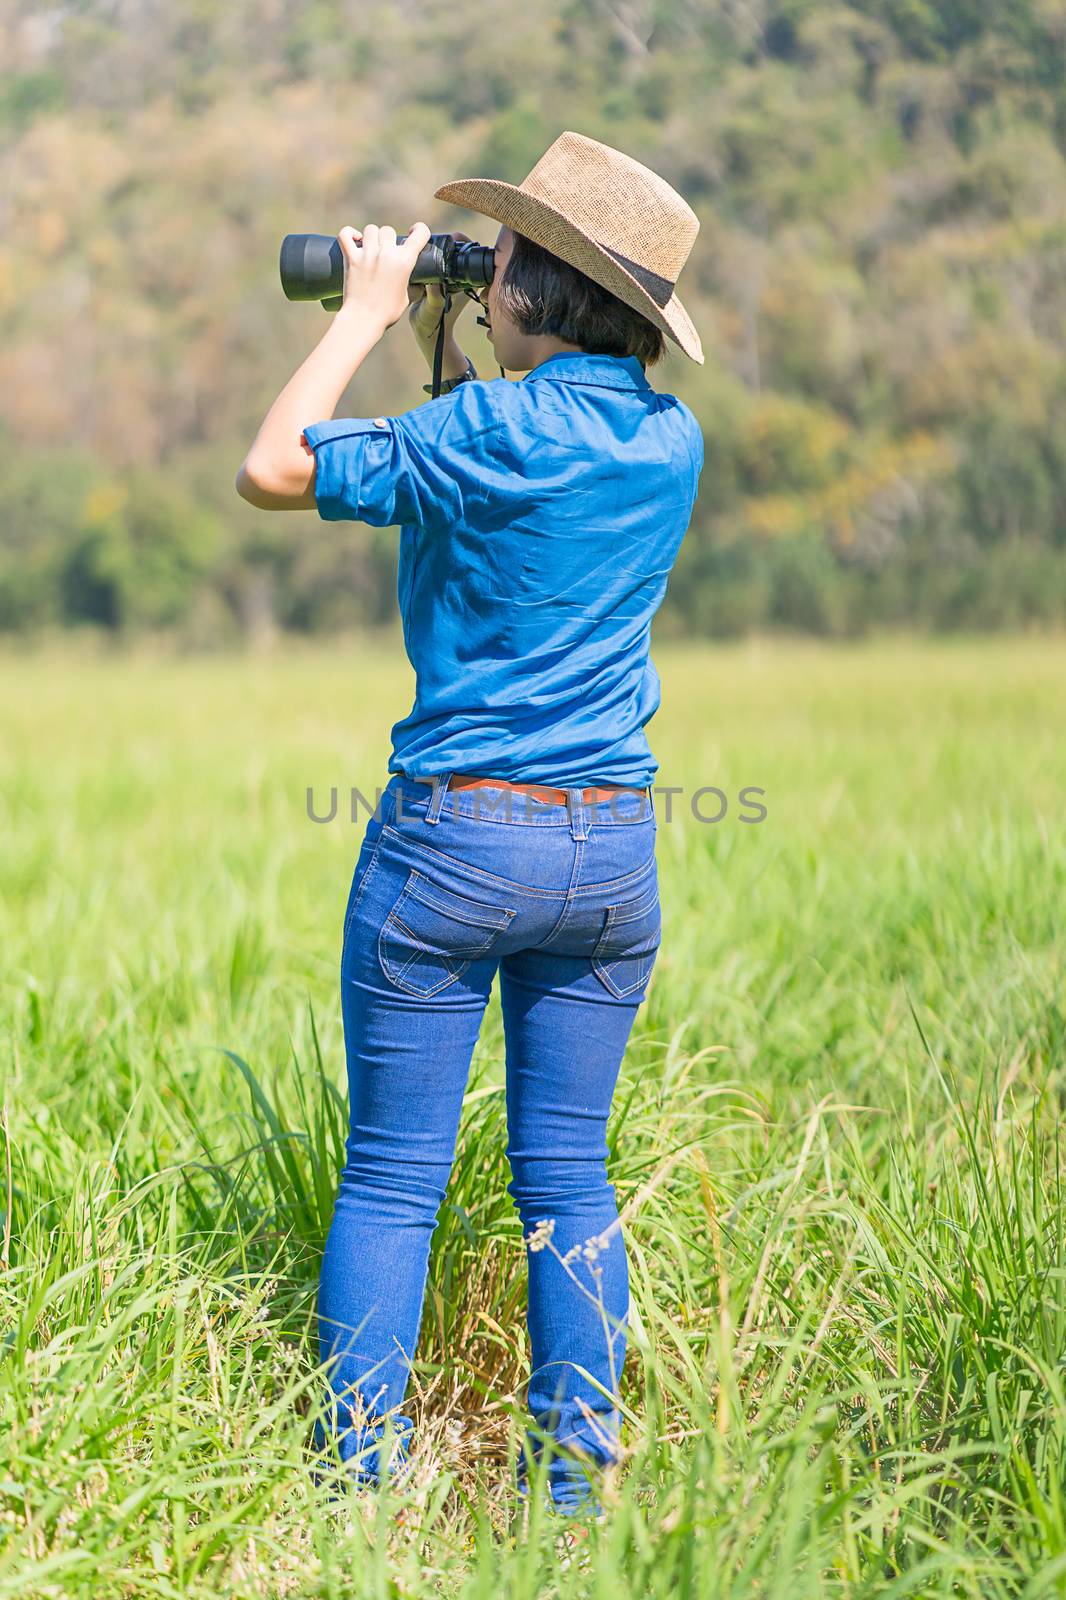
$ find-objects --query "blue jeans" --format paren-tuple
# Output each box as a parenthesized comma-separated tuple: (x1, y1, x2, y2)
(316, 770, 661, 1511)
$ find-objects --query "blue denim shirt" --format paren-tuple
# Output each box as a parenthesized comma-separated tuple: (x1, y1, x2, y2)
(302, 351, 703, 787)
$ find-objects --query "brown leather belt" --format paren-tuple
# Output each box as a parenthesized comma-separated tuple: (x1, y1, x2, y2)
(446, 773, 649, 807)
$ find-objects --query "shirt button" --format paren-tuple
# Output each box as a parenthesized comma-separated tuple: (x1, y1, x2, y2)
(373, 416, 388, 427)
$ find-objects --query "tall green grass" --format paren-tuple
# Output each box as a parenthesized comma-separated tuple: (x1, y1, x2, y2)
(1, 638, 1064, 1597)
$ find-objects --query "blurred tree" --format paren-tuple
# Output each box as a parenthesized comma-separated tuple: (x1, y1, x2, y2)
(0, 446, 103, 630)
(60, 474, 222, 631)
(2, 0, 1066, 638)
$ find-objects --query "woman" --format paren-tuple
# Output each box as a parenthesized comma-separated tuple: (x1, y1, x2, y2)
(237, 131, 704, 1514)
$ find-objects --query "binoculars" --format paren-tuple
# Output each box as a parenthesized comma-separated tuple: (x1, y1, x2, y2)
(280, 232, 495, 311)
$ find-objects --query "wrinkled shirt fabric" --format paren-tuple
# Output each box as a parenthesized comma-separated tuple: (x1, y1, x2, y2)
(302, 351, 703, 787)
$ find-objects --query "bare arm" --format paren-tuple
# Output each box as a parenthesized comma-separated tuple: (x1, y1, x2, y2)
(236, 222, 432, 511)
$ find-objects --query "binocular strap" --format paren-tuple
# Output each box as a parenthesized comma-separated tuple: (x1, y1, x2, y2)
(430, 285, 506, 397)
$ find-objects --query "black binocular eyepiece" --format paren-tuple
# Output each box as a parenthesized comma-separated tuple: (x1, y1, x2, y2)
(279, 232, 495, 311)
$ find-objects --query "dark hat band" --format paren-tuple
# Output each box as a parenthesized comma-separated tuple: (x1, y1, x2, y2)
(601, 245, 676, 308)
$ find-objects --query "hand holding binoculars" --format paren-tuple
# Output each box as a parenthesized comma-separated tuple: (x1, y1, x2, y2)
(280, 232, 495, 312)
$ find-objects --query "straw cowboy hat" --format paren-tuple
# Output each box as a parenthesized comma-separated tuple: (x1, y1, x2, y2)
(435, 130, 704, 364)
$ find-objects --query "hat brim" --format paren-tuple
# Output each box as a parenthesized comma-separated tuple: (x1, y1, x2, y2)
(434, 177, 704, 365)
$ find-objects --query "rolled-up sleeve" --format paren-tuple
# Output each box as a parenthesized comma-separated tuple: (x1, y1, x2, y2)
(302, 383, 500, 531)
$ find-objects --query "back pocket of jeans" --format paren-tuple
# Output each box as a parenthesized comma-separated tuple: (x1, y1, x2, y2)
(378, 869, 516, 998)
(591, 881, 662, 999)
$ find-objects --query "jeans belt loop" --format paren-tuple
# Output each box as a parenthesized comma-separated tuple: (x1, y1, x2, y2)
(425, 771, 452, 826)
(565, 786, 590, 842)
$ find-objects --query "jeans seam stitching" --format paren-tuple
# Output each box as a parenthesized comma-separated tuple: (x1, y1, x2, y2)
(538, 837, 585, 948)
(380, 915, 469, 995)
(407, 870, 516, 930)
(381, 825, 656, 898)
(404, 806, 651, 828)
(343, 832, 385, 949)
(606, 885, 661, 925)
(377, 874, 505, 996)
(591, 897, 659, 997)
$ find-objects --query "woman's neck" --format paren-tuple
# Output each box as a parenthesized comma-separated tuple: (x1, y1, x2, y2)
(521, 335, 586, 372)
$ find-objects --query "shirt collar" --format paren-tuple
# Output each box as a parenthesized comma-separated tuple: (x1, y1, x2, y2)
(521, 352, 651, 393)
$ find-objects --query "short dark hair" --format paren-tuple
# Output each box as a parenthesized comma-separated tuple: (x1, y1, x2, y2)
(496, 231, 666, 367)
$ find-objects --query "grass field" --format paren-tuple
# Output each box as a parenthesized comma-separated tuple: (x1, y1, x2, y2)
(2, 637, 1064, 1598)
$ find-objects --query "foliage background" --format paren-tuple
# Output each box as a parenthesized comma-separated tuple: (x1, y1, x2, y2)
(3, 0, 1066, 639)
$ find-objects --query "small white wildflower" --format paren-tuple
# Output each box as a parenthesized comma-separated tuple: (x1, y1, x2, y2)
(525, 1218, 556, 1253)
